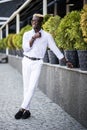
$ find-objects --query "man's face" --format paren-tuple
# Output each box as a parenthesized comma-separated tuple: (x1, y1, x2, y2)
(31, 16, 42, 30)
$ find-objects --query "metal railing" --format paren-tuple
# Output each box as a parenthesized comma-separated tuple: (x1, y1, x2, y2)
(0, 0, 47, 39)
(0, 0, 32, 36)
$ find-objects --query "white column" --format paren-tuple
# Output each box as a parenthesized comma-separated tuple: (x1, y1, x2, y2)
(66, 0, 70, 14)
(43, 0, 47, 15)
(0, 29, 2, 39)
(83, 0, 87, 4)
(6, 24, 9, 55)
(66, 4, 70, 14)
(16, 13, 20, 34)
(6, 24, 9, 36)
(54, 0, 57, 15)
(66, 4, 74, 14)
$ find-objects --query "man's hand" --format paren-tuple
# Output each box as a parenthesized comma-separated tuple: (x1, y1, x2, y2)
(32, 32, 41, 39)
(61, 57, 73, 68)
(66, 61, 73, 68)
(29, 32, 41, 47)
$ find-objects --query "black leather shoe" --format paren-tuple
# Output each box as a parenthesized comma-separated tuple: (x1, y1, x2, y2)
(15, 110, 24, 119)
(22, 110, 31, 119)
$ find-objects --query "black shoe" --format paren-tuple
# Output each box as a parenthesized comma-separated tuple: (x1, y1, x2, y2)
(15, 110, 24, 119)
(22, 110, 31, 119)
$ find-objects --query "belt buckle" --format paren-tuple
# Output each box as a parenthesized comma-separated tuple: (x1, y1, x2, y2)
(24, 55, 40, 60)
(32, 57, 36, 60)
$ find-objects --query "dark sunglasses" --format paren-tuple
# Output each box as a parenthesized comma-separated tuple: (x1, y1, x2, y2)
(31, 19, 39, 23)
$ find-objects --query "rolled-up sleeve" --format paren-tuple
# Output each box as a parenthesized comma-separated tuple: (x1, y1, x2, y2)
(22, 32, 31, 52)
(47, 33, 64, 60)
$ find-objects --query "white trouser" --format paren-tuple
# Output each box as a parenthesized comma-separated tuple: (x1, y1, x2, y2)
(21, 57, 43, 110)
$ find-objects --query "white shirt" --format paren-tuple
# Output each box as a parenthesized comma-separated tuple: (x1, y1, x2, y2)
(22, 29, 64, 60)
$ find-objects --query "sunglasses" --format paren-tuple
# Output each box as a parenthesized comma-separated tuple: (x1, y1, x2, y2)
(31, 20, 40, 23)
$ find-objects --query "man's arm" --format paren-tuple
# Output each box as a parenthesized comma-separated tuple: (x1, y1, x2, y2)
(29, 32, 41, 47)
(47, 33, 73, 68)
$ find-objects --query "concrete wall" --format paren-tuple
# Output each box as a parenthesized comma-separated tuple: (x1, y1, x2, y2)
(1, 54, 87, 128)
(38, 63, 87, 128)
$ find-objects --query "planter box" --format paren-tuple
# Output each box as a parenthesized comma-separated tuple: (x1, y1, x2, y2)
(48, 50, 59, 64)
(77, 50, 87, 71)
(64, 50, 79, 68)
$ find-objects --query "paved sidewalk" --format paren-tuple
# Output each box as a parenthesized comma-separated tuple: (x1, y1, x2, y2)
(0, 63, 87, 130)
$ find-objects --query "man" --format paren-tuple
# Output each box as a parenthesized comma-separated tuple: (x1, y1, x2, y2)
(15, 14, 73, 119)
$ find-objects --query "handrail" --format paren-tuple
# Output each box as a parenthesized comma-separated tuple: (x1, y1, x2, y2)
(0, 0, 32, 30)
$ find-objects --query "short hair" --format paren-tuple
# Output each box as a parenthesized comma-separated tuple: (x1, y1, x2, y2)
(33, 13, 44, 22)
(33, 13, 44, 18)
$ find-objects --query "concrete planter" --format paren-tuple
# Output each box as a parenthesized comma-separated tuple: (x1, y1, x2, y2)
(59, 49, 66, 66)
(77, 50, 87, 71)
(9, 49, 16, 56)
(43, 50, 49, 63)
(64, 50, 79, 68)
(16, 49, 23, 57)
(48, 50, 59, 64)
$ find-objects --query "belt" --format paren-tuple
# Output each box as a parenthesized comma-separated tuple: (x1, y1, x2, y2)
(24, 55, 41, 60)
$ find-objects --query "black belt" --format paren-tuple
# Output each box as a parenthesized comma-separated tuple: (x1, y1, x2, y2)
(24, 55, 41, 60)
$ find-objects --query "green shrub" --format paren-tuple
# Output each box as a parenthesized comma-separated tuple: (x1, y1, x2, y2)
(12, 34, 22, 49)
(80, 4, 87, 45)
(43, 14, 52, 24)
(19, 25, 32, 36)
(0, 38, 7, 50)
(43, 15, 61, 39)
(74, 5, 87, 50)
(6, 34, 16, 49)
(0, 25, 32, 50)
(55, 11, 81, 50)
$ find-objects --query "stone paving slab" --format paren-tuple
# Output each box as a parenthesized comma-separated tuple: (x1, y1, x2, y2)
(0, 64, 87, 130)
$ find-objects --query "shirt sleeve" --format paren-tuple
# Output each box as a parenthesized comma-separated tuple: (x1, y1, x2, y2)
(47, 33, 64, 60)
(22, 32, 31, 52)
